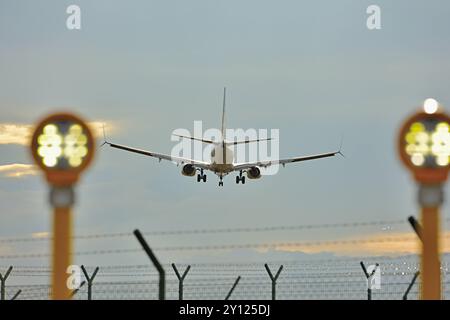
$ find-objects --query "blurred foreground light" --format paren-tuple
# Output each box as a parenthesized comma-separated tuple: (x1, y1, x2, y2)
(30, 113, 95, 186)
(29, 112, 95, 300)
(404, 121, 450, 168)
(397, 100, 450, 300)
(37, 124, 63, 167)
(398, 102, 450, 183)
(424, 98, 439, 114)
(36, 123, 89, 169)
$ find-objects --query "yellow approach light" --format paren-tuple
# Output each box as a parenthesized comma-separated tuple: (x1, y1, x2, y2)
(405, 121, 450, 168)
(31, 113, 95, 186)
(398, 100, 450, 184)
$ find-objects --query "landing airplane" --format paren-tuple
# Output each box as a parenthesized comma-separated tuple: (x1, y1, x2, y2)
(103, 88, 343, 186)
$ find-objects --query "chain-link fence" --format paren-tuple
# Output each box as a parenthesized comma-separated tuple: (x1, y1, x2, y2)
(1, 218, 449, 300)
(3, 254, 450, 300)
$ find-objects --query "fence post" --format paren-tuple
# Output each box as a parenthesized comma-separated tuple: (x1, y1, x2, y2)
(134, 229, 165, 300)
(408, 216, 423, 241)
(172, 264, 191, 300)
(80, 265, 99, 300)
(70, 281, 86, 298)
(0, 266, 20, 301)
(225, 276, 241, 300)
(0, 266, 12, 301)
(408, 215, 435, 300)
(11, 290, 21, 300)
(360, 261, 379, 300)
(403, 271, 420, 300)
(264, 264, 283, 300)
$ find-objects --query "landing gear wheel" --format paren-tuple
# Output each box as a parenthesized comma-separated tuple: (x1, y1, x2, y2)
(236, 171, 245, 184)
(197, 173, 206, 182)
(219, 181, 223, 186)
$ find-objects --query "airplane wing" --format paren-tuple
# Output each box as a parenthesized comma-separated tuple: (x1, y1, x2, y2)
(104, 142, 211, 170)
(225, 138, 272, 145)
(172, 134, 216, 144)
(233, 150, 342, 171)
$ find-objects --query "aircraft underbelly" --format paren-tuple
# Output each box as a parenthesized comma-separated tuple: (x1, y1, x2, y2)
(211, 163, 234, 174)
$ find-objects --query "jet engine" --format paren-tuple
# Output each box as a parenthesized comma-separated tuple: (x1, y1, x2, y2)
(246, 166, 261, 179)
(182, 164, 196, 176)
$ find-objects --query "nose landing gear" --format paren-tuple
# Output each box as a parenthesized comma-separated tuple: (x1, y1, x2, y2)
(219, 176, 224, 186)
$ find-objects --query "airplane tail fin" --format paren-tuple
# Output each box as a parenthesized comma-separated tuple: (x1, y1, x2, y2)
(221, 87, 226, 141)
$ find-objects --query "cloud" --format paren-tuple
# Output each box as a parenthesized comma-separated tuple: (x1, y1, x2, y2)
(89, 121, 118, 140)
(31, 231, 50, 239)
(273, 231, 450, 256)
(0, 163, 39, 178)
(0, 121, 117, 146)
(0, 123, 32, 145)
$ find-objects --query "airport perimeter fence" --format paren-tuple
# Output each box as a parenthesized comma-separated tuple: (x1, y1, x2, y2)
(3, 255, 450, 300)
(1, 218, 450, 300)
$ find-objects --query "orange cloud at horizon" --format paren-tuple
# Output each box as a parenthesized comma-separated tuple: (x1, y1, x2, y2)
(0, 123, 32, 145)
(0, 163, 39, 178)
(273, 231, 450, 256)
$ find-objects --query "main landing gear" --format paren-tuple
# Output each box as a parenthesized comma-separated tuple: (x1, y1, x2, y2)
(236, 170, 246, 184)
(197, 169, 206, 182)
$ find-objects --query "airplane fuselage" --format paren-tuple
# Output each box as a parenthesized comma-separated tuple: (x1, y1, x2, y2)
(210, 143, 234, 176)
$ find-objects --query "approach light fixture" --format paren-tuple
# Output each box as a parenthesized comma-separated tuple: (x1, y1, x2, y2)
(397, 98, 449, 300)
(30, 112, 95, 300)
(399, 101, 450, 183)
(31, 113, 95, 186)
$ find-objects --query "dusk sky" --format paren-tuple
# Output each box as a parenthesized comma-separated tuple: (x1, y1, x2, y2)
(1, 0, 450, 273)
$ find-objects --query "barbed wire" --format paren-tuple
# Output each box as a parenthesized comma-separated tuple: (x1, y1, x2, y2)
(7, 261, 450, 299)
(0, 234, 440, 259)
(2, 252, 442, 272)
(8, 269, 433, 280)
(0, 217, 435, 243)
(8, 278, 450, 300)
(0, 264, 412, 273)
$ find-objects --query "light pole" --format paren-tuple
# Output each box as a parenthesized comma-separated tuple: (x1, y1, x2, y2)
(30, 113, 95, 300)
(397, 99, 450, 300)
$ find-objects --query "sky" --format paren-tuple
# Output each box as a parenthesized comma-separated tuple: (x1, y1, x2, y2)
(1, 0, 450, 273)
